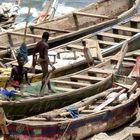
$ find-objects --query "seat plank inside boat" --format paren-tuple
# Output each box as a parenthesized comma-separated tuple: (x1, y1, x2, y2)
(73, 12, 111, 19)
(113, 25, 140, 33)
(51, 80, 90, 87)
(88, 68, 115, 74)
(130, 16, 140, 22)
(54, 87, 74, 92)
(70, 75, 105, 82)
(97, 32, 131, 40)
(67, 44, 83, 50)
(98, 40, 118, 46)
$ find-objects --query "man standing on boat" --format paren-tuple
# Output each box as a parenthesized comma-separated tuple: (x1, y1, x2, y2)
(32, 32, 55, 95)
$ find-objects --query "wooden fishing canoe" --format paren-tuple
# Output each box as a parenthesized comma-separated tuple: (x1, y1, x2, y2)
(0, 0, 139, 56)
(0, 38, 139, 120)
(1, 12, 140, 87)
(3, 75, 140, 140)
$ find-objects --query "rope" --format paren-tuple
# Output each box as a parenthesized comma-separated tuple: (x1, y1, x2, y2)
(60, 121, 72, 139)
(23, 0, 32, 43)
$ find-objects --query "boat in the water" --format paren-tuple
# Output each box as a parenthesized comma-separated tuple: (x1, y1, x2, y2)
(0, 0, 139, 54)
(2, 75, 139, 140)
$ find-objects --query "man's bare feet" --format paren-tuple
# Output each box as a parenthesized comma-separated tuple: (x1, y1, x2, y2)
(48, 89, 56, 93)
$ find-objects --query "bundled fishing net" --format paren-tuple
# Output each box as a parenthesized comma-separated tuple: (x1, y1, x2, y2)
(16, 42, 28, 63)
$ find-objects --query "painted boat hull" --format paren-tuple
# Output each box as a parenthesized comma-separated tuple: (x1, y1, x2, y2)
(6, 84, 139, 140)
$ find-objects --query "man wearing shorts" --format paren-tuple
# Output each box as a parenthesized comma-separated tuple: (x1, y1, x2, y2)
(32, 32, 55, 94)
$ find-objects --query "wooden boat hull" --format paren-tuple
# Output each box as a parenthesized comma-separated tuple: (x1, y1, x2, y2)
(1, 10, 140, 120)
(7, 97, 139, 140)
(0, 0, 139, 58)
(1, 74, 112, 119)
(2, 12, 140, 87)
(5, 76, 140, 140)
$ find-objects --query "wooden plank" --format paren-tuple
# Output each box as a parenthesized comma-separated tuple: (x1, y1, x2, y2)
(83, 39, 103, 62)
(51, 80, 90, 87)
(67, 44, 83, 50)
(30, 26, 71, 33)
(113, 25, 140, 33)
(70, 75, 105, 82)
(73, 12, 111, 19)
(128, 56, 140, 78)
(98, 40, 118, 46)
(81, 109, 95, 113)
(73, 13, 79, 30)
(54, 87, 74, 92)
(93, 89, 126, 111)
(123, 57, 136, 62)
(97, 32, 131, 40)
(116, 41, 128, 69)
(122, 61, 135, 67)
(114, 82, 132, 89)
(130, 127, 140, 136)
(125, 50, 140, 57)
(131, 16, 140, 22)
(88, 68, 115, 74)
(7, 31, 42, 39)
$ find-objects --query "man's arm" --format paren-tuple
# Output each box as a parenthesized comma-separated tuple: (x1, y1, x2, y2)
(25, 70, 30, 85)
(32, 46, 38, 67)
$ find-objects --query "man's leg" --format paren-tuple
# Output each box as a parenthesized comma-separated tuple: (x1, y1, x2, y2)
(40, 62, 47, 95)
(48, 80, 55, 93)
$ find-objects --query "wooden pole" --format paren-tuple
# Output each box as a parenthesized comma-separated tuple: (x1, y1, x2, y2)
(116, 40, 128, 69)
(23, 0, 32, 43)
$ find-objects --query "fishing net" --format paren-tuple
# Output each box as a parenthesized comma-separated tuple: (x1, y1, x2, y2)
(20, 82, 58, 96)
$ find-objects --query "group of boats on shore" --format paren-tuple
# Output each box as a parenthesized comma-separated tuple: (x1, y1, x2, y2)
(0, 0, 140, 139)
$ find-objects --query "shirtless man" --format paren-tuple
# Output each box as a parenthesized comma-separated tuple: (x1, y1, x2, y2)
(32, 32, 55, 94)
(5, 56, 29, 89)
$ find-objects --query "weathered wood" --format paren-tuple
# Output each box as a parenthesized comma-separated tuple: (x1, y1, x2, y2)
(123, 57, 136, 62)
(67, 44, 83, 50)
(88, 68, 115, 74)
(116, 41, 128, 69)
(73, 13, 79, 30)
(98, 40, 118, 46)
(30, 26, 71, 33)
(54, 87, 74, 92)
(7, 31, 42, 39)
(97, 32, 131, 40)
(114, 82, 132, 89)
(51, 80, 90, 87)
(39, 87, 122, 118)
(84, 39, 103, 62)
(70, 75, 105, 82)
(113, 25, 140, 33)
(93, 89, 126, 111)
(130, 16, 140, 22)
(128, 82, 138, 93)
(73, 12, 111, 19)
(128, 56, 140, 78)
